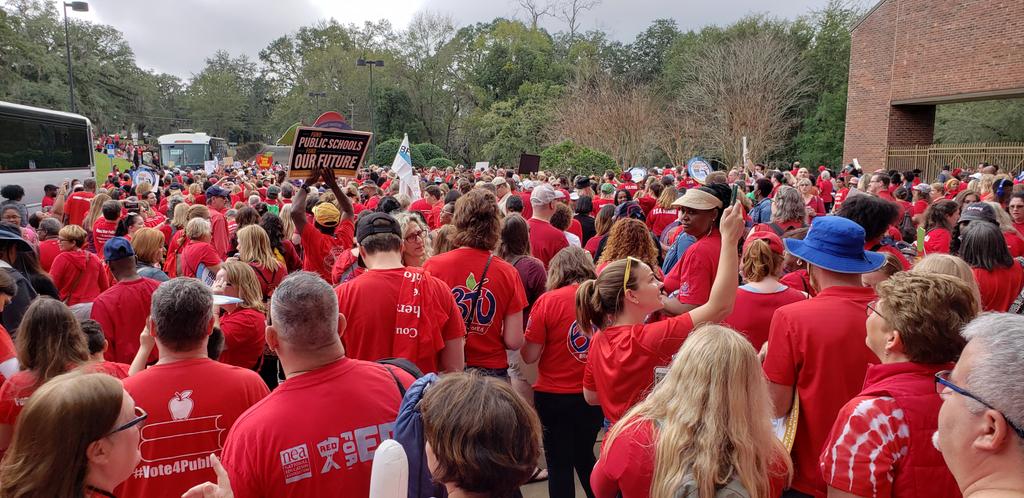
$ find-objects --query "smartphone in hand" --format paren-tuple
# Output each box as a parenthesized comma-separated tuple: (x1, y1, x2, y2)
(730, 184, 739, 206)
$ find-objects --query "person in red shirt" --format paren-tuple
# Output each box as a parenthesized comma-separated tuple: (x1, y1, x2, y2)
(211, 261, 269, 369)
(235, 225, 286, 301)
(90, 237, 161, 364)
(92, 200, 121, 254)
(335, 212, 465, 374)
(205, 186, 232, 258)
(0, 272, 19, 381)
(592, 325, 791, 498)
(182, 218, 222, 285)
(80, 319, 131, 378)
(838, 194, 912, 271)
(36, 217, 62, 272)
(581, 204, 743, 423)
(821, 272, 972, 498)
(118, 278, 268, 498)
(959, 222, 1024, 312)
(635, 181, 659, 218)
(923, 199, 959, 255)
(50, 224, 109, 305)
(762, 215, 886, 497)
(291, 168, 355, 282)
(817, 170, 834, 211)
(63, 178, 96, 227)
(618, 171, 639, 196)
(217, 271, 414, 498)
(723, 231, 808, 350)
(424, 189, 527, 377)
(645, 188, 679, 238)
(40, 184, 58, 212)
(0, 298, 105, 452)
(592, 183, 616, 215)
(527, 184, 570, 268)
(662, 184, 731, 308)
(522, 246, 603, 498)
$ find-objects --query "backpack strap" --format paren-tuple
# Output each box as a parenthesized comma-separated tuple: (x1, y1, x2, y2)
(465, 255, 494, 333)
(768, 223, 785, 236)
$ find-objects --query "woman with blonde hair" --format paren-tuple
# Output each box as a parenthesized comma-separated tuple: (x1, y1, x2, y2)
(579, 205, 743, 423)
(82, 193, 112, 252)
(597, 218, 660, 275)
(212, 261, 267, 369)
(592, 324, 791, 498)
(393, 212, 430, 267)
(646, 187, 679, 238)
(723, 232, 807, 350)
(131, 227, 169, 282)
(913, 253, 982, 310)
(0, 371, 144, 498)
(164, 204, 211, 278)
(235, 224, 284, 301)
(522, 246, 602, 498)
(181, 218, 222, 283)
(278, 203, 301, 247)
(797, 178, 826, 218)
(430, 223, 457, 256)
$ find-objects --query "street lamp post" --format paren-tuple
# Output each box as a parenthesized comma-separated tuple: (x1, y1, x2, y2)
(356, 58, 384, 160)
(307, 91, 326, 117)
(62, 1, 89, 114)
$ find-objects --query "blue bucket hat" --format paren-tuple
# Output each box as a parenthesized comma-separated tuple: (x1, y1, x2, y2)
(783, 216, 885, 274)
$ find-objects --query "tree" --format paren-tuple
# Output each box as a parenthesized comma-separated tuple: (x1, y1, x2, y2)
(627, 19, 680, 83)
(669, 30, 811, 167)
(374, 137, 427, 167)
(186, 51, 248, 140)
(557, 0, 601, 44)
(540, 140, 616, 177)
(515, 0, 554, 30)
(414, 143, 446, 162)
(478, 81, 563, 166)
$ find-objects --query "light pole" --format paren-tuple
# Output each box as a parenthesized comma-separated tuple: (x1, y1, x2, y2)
(307, 91, 326, 118)
(356, 58, 384, 159)
(62, 1, 88, 114)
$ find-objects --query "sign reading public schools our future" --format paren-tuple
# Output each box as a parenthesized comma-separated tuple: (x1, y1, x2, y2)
(288, 126, 373, 179)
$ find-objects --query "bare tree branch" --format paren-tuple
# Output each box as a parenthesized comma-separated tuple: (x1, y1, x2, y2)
(515, 0, 555, 30)
(556, 0, 601, 42)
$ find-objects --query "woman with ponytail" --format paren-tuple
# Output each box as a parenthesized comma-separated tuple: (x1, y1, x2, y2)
(578, 204, 744, 423)
(723, 231, 807, 350)
(591, 325, 792, 498)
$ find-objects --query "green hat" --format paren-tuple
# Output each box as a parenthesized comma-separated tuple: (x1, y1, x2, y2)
(600, 183, 615, 194)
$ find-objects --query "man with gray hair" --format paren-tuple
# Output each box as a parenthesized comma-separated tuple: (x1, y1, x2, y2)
(120, 278, 269, 498)
(220, 271, 415, 498)
(36, 216, 62, 271)
(936, 313, 1024, 497)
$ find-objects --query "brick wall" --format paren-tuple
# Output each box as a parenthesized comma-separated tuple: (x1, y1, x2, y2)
(843, 0, 1024, 171)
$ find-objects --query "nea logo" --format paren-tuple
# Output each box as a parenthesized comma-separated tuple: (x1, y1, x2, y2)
(566, 321, 594, 363)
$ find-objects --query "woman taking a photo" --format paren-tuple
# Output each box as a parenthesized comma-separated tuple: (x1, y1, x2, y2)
(50, 225, 109, 305)
(591, 325, 791, 498)
(922, 199, 959, 255)
(958, 221, 1024, 312)
(212, 261, 267, 370)
(0, 371, 144, 498)
(821, 272, 974, 498)
(522, 246, 602, 498)
(723, 231, 807, 350)
(579, 204, 742, 423)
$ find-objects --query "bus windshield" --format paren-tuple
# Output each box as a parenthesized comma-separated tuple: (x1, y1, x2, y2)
(161, 143, 210, 169)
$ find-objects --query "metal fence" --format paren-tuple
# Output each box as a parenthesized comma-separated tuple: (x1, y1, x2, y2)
(886, 143, 1024, 181)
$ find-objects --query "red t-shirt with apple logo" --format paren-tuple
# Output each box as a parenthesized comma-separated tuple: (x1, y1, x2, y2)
(424, 247, 527, 370)
(117, 358, 269, 498)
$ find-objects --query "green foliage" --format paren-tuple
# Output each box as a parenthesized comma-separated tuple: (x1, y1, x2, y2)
(373, 138, 426, 167)
(540, 140, 616, 178)
(427, 157, 454, 168)
(414, 143, 446, 162)
(935, 98, 1024, 143)
(478, 81, 563, 166)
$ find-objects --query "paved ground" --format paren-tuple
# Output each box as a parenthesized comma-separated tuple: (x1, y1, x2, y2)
(520, 431, 604, 498)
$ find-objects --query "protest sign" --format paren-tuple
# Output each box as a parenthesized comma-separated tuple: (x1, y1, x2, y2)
(288, 126, 372, 179)
(256, 154, 273, 169)
(474, 161, 489, 172)
(687, 157, 713, 184)
(222, 156, 234, 167)
(518, 154, 540, 174)
(204, 160, 217, 175)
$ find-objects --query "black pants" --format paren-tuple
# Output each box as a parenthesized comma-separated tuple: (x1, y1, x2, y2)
(781, 490, 814, 498)
(534, 391, 604, 498)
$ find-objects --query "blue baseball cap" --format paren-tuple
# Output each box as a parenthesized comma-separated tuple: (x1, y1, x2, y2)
(783, 216, 886, 274)
(205, 185, 231, 199)
(103, 237, 135, 262)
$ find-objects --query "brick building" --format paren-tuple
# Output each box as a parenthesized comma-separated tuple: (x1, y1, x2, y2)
(843, 0, 1024, 171)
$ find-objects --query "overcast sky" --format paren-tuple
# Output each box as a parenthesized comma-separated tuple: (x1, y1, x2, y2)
(63, 0, 842, 79)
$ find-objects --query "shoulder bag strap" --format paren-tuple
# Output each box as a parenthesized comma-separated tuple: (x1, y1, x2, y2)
(465, 255, 494, 333)
(62, 253, 89, 304)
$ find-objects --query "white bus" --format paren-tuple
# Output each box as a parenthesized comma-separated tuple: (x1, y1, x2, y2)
(0, 101, 95, 208)
(158, 132, 228, 170)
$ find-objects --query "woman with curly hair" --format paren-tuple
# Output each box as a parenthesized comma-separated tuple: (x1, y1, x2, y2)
(597, 218, 660, 277)
(424, 189, 527, 379)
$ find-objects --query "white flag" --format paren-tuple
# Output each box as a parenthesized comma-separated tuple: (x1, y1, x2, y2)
(390, 134, 421, 201)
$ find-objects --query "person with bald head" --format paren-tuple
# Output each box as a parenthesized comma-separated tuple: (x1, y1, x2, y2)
(219, 271, 415, 498)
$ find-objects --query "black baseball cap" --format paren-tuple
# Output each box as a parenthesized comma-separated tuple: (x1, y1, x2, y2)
(355, 212, 402, 244)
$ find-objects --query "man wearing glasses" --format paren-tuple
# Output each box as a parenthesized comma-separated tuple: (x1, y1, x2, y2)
(935, 313, 1024, 498)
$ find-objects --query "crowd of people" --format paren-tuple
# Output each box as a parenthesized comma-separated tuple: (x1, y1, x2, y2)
(0, 156, 1019, 498)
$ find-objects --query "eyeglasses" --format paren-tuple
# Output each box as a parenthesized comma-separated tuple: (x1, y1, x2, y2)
(105, 405, 147, 437)
(865, 299, 891, 323)
(935, 370, 1024, 439)
(622, 256, 640, 296)
(405, 231, 425, 242)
